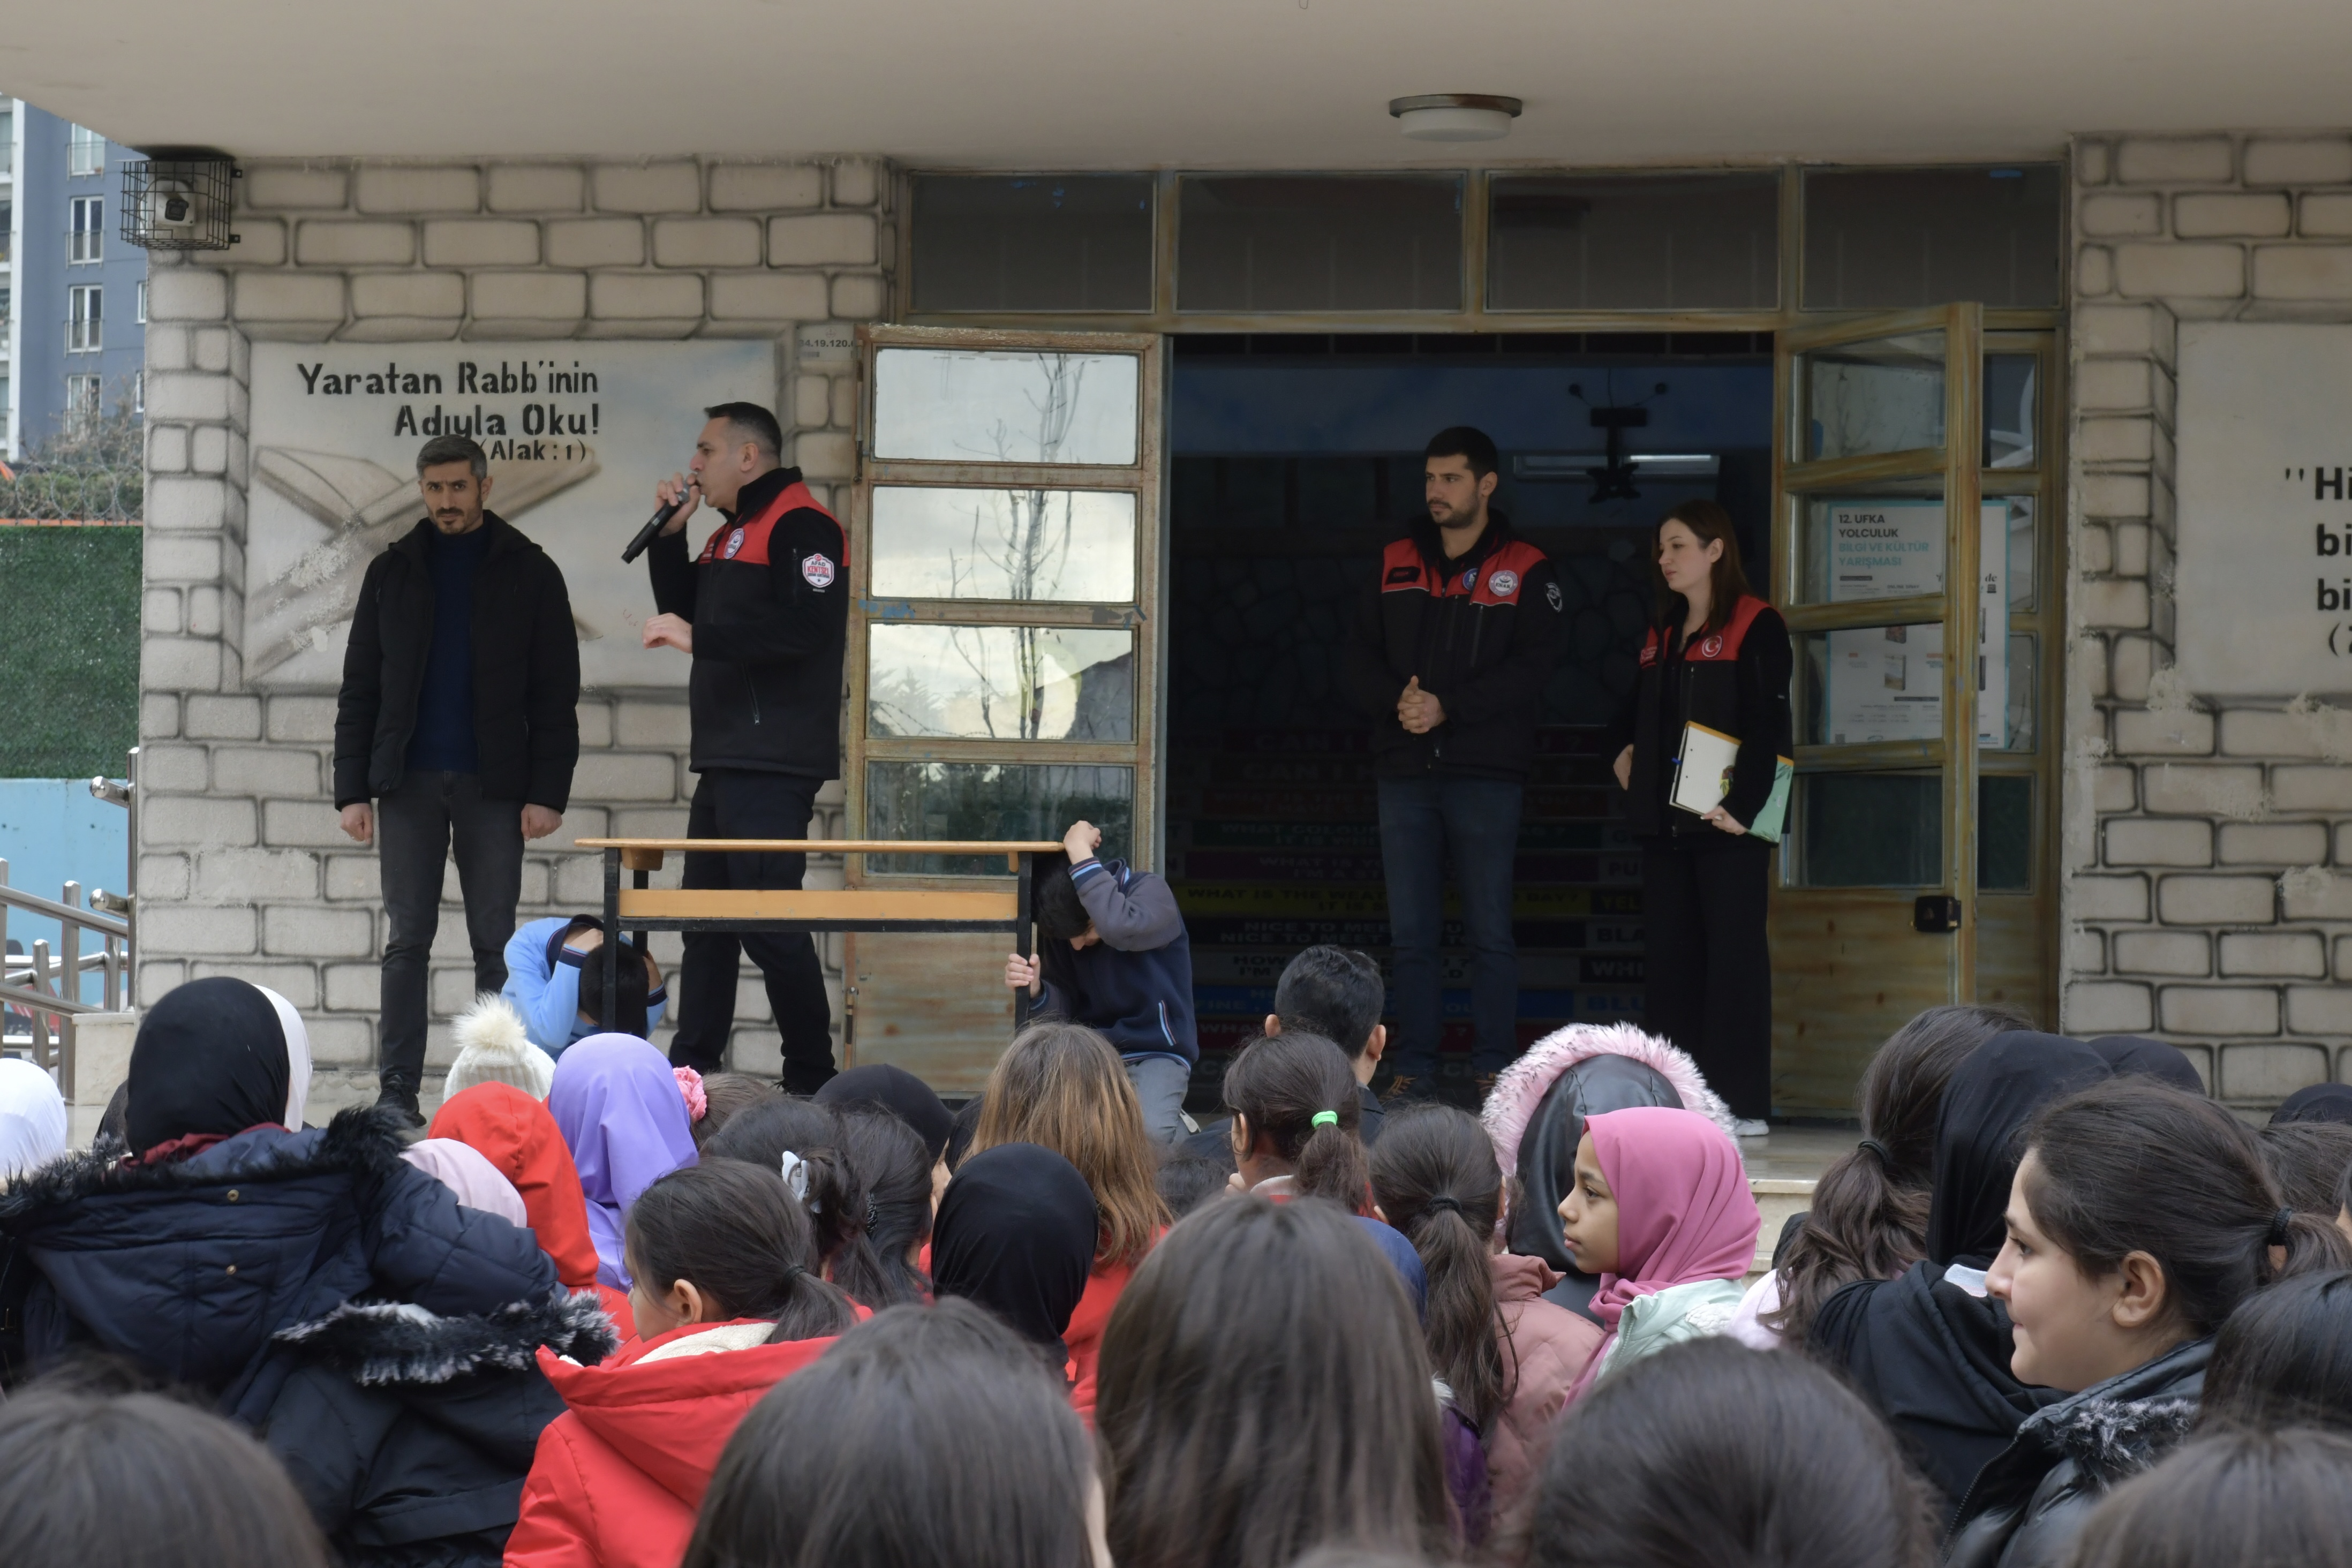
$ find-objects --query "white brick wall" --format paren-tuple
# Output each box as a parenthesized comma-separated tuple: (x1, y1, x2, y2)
(2069, 131, 2352, 1106)
(140, 155, 891, 1106)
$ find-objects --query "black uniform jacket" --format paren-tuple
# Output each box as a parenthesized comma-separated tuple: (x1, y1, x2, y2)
(648, 466, 849, 779)
(1340, 511, 1565, 781)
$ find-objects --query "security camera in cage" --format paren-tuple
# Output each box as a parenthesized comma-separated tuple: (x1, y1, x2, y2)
(120, 150, 240, 252)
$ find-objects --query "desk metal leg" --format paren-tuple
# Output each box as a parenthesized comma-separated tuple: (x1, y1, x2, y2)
(601, 848, 620, 1030)
(1013, 850, 1034, 1030)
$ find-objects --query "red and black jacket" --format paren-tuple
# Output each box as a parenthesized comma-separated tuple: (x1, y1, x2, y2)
(1611, 593, 1793, 840)
(647, 466, 848, 780)
(1341, 512, 1566, 782)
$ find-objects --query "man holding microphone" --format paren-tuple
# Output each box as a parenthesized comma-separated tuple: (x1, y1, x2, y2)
(640, 402, 845, 1092)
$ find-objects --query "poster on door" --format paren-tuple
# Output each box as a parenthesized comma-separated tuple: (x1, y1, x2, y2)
(1819, 499, 2008, 745)
(241, 340, 778, 689)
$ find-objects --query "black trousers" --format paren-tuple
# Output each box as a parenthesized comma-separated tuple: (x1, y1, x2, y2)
(668, 768, 836, 1091)
(1640, 836, 1772, 1121)
(378, 771, 523, 1091)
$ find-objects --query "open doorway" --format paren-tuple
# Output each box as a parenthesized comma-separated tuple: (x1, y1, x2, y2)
(1164, 331, 1775, 1109)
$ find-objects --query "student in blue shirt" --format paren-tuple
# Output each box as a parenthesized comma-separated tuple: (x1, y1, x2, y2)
(502, 915, 667, 1055)
(1004, 821, 1196, 1143)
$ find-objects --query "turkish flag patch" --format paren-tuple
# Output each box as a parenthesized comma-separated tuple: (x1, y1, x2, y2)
(801, 553, 836, 589)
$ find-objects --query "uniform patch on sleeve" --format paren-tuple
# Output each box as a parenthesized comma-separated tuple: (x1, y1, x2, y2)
(801, 553, 836, 589)
(1546, 580, 1564, 612)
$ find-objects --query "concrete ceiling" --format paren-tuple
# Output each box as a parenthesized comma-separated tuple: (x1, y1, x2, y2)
(7, 0, 2351, 168)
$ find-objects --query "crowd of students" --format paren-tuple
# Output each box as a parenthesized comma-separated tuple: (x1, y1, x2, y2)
(2, 953, 2352, 1568)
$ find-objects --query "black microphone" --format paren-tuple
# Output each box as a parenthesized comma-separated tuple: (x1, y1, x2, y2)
(622, 488, 693, 563)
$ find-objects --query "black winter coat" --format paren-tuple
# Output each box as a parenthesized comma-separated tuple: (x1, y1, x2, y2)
(1341, 514, 1566, 782)
(0, 1108, 614, 1567)
(1942, 1337, 2206, 1568)
(647, 466, 848, 780)
(334, 514, 581, 810)
(1810, 1262, 2067, 1517)
(1609, 595, 1793, 840)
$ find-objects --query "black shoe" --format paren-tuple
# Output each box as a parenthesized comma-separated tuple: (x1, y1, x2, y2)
(374, 1083, 425, 1130)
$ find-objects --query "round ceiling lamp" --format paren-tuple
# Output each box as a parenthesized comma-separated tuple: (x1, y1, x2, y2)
(1389, 94, 1522, 143)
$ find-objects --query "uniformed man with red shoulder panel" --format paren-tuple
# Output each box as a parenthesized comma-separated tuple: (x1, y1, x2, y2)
(1343, 425, 1566, 1105)
(639, 401, 844, 1092)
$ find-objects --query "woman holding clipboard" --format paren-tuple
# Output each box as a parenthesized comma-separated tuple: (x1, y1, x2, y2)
(1608, 500, 1792, 1136)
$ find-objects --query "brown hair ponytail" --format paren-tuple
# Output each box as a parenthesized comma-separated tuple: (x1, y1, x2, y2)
(1766, 1004, 2025, 1340)
(2023, 1080, 2352, 1339)
(1369, 1103, 1513, 1430)
(625, 1159, 856, 1341)
(1223, 1032, 1369, 1211)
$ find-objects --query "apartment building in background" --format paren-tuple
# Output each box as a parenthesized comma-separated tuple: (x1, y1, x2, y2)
(0, 93, 148, 459)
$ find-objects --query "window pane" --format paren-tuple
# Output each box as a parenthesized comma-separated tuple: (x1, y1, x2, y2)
(2000, 496, 2036, 612)
(1179, 176, 1461, 313)
(871, 486, 1136, 601)
(1792, 773, 1940, 886)
(1488, 172, 1778, 311)
(1802, 166, 2062, 310)
(1979, 774, 2032, 891)
(1797, 494, 1946, 606)
(1800, 330, 1944, 462)
(873, 348, 1140, 465)
(1985, 353, 2038, 468)
(867, 761, 1132, 876)
(1795, 621, 2006, 747)
(2001, 632, 2037, 752)
(911, 175, 1154, 313)
(869, 624, 1134, 741)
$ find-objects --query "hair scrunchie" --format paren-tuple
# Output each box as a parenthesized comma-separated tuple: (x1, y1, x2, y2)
(1310, 1110, 1339, 1129)
(2268, 1207, 2295, 1248)
(1857, 1137, 1893, 1166)
(674, 1066, 708, 1123)
(780, 1149, 811, 1207)
(1424, 1195, 1463, 1216)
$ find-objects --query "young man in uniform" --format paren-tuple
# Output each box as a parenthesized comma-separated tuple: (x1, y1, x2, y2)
(641, 402, 845, 1092)
(1342, 425, 1565, 1105)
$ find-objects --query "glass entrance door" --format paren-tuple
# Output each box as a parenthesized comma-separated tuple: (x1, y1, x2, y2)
(840, 325, 1164, 1086)
(1769, 305, 1993, 1113)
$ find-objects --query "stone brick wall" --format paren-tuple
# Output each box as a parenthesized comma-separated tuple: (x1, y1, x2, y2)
(137, 156, 892, 1107)
(2068, 132, 2352, 1106)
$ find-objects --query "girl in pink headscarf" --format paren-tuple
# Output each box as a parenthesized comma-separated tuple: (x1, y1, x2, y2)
(1556, 1105, 1761, 1402)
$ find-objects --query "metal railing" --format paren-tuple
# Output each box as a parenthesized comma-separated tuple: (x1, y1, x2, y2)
(1, 748, 137, 1084)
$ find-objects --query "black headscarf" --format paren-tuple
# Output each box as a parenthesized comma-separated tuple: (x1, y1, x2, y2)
(815, 1064, 953, 1165)
(1925, 1031, 2114, 1268)
(125, 977, 292, 1156)
(2085, 1035, 2205, 1095)
(2271, 1082, 2352, 1127)
(930, 1143, 1098, 1354)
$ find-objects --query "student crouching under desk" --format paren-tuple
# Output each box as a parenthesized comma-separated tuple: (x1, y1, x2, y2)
(503, 914, 668, 1055)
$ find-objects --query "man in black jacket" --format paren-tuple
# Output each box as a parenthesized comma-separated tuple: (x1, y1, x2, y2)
(1341, 426, 1565, 1104)
(641, 402, 845, 1092)
(336, 434, 579, 1125)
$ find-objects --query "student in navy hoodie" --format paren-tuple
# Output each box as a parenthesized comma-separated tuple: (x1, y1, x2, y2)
(1004, 820, 1196, 1143)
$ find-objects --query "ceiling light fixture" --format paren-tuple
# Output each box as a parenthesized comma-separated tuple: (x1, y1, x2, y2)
(1389, 94, 1522, 143)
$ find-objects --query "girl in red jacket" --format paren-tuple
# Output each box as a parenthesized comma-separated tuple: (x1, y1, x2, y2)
(967, 1023, 1171, 1419)
(505, 1159, 857, 1568)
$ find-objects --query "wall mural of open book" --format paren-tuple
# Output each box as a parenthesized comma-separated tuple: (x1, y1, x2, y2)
(242, 340, 777, 689)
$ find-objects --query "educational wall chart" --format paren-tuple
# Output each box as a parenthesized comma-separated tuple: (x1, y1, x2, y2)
(1819, 499, 2009, 745)
(2176, 322, 2352, 696)
(242, 341, 776, 689)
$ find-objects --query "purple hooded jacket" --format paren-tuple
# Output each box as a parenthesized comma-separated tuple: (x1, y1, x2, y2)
(546, 1032, 698, 1289)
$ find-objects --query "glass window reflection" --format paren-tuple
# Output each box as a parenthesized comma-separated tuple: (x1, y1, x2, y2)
(869, 624, 1135, 741)
(873, 349, 1140, 465)
(1801, 331, 1945, 462)
(866, 762, 1133, 876)
(870, 486, 1136, 602)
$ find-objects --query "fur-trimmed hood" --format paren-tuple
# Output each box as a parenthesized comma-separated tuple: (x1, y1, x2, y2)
(0, 1103, 413, 1220)
(0, 1104, 562, 1419)
(2022, 1394, 2197, 1487)
(277, 1290, 616, 1386)
(1480, 1022, 1735, 1177)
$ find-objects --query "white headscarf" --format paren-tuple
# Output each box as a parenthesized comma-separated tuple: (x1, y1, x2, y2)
(0, 1057, 69, 1181)
(255, 985, 312, 1130)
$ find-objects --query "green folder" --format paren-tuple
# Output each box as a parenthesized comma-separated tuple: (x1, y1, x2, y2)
(1747, 757, 1795, 844)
